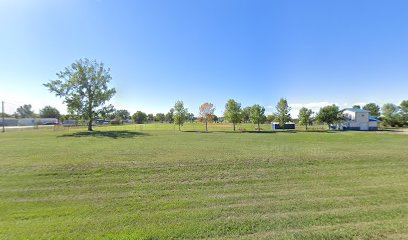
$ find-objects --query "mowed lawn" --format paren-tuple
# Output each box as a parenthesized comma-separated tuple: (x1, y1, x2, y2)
(0, 124, 407, 239)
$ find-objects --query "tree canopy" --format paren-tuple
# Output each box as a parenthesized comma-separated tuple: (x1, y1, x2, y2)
(275, 98, 291, 130)
(249, 104, 266, 131)
(39, 106, 60, 119)
(298, 107, 313, 130)
(44, 59, 116, 131)
(224, 99, 241, 131)
(173, 101, 188, 131)
(363, 103, 380, 117)
(132, 111, 147, 124)
(316, 105, 343, 129)
(15, 104, 34, 118)
(198, 102, 215, 132)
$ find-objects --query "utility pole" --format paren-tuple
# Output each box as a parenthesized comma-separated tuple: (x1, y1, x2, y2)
(2, 101, 4, 133)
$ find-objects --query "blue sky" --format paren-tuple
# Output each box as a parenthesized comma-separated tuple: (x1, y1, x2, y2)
(1, 0, 408, 116)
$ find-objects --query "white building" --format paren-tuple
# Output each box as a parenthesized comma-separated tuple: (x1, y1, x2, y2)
(340, 108, 379, 131)
(18, 118, 58, 126)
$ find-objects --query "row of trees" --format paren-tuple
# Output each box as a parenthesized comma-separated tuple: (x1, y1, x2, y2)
(1, 104, 62, 119)
(39, 58, 408, 131)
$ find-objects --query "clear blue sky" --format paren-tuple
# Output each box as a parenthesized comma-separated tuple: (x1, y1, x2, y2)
(1, 0, 408, 116)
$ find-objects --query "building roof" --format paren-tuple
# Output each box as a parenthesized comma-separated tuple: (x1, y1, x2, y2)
(343, 108, 370, 113)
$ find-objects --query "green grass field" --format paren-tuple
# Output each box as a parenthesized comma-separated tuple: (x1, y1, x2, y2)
(1, 124, 407, 239)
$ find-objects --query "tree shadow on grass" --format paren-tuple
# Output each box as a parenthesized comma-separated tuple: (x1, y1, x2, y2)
(58, 130, 149, 139)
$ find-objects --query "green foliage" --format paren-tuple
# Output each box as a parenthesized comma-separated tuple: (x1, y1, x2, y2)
(275, 98, 291, 129)
(97, 104, 116, 120)
(399, 100, 408, 126)
(15, 104, 34, 118)
(132, 111, 147, 124)
(249, 104, 266, 131)
(316, 105, 342, 129)
(155, 113, 165, 123)
(115, 109, 130, 120)
(224, 99, 241, 131)
(39, 106, 60, 119)
(166, 108, 174, 123)
(298, 107, 313, 130)
(352, 105, 361, 109)
(363, 103, 381, 116)
(241, 107, 251, 123)
(381, 103, 400, 127)
(43, 58, 116, 131)
(173, 100, 188, 131)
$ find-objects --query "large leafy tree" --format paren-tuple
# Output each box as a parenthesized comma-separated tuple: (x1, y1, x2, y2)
(132, 111, 147, 124)
(15, 104, 34, 118)
(399, 100, 408, 125)
(173, 101, 188, 131)
(155, 113, 165, 123)
(224, 99, 241, 131)
(363, 103, 380, 117)
(381, 103, 400, 126)
(39, 106, 60, 119)
(298, 107, 313, 130)
(198, 102, 215, 132)
(316, 105, 343, 130)
(249, 104, 266, 132)
(275, 98, 291, 130)
(44, 59, 116, 131)
(241, 107, 251, 123)
(115, 109, 130, 120)
(165, 108, 174, 123)
(14, 104, 35, 118)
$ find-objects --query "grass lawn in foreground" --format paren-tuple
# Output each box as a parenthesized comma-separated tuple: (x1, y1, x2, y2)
(0, 124, 407, 239)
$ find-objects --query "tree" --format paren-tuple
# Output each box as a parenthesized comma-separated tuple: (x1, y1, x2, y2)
(97, 104, 116, 120)
(198, 102, 215, 132)
(241, 107, 251, 123)
(132, 111, 147, 124)
(147, 114, 155, 123)
(266, 114, 276, 123)
(39, 106, 60, 119)
(187, 113, 195, 123)
(275, 98, 291, 130)
(249, 105, 266, 132)
(381, 103, 400, 127)
(352, 105, 361, 109)
(15, 104, 34, 118)
(399, 100, 408, 126)
(155, 113, 165, 123)
(44, 59, 116, 131)
(165, 108, 174, 123)
(363, 103, 380, 117)
(173, 101, 188, 131)
(115, 109, 130, 121)
(298, 107, 313, 130)
(224, 99, 241, 131)
(316, 105, 342, 130)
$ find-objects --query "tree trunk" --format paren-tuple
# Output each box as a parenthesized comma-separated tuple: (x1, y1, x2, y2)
(205, 121, 208, 132)
(233, 123, 236, 131)
(305, 124, 308, 131)
(179, 124, 181, 131)
(88, 119, 93, 131)
(258, 122, 260, 132)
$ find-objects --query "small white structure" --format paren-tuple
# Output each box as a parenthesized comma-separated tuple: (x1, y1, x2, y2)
(339, 108, 379, 131)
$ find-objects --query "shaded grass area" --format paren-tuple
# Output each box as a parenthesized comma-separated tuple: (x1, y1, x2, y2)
(0, 125, 407, 239)
(59, 130, 148, 139)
